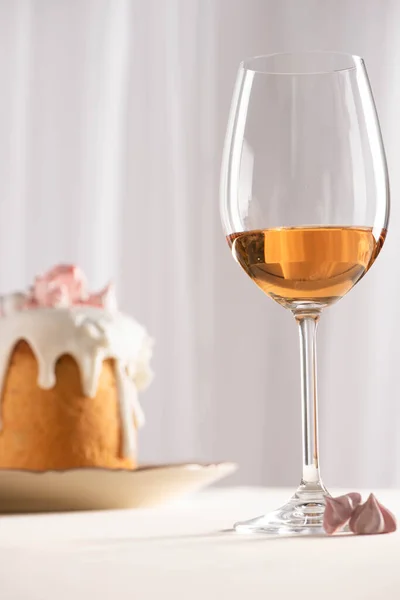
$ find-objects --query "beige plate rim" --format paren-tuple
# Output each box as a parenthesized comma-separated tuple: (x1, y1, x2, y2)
(0, 461, 238, 513)
(0, 461, 236, 475)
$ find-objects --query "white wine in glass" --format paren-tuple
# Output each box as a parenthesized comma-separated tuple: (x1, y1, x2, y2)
(228, 226, 386, 309)
(220, 52, 389, 535)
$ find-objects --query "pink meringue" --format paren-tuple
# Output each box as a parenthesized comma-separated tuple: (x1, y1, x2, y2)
(0, 265, 117, 313)
(82, 283, 117, 312)
(349, 493, 397, 535)
(32, 265, 87, 307)
(323, 493, 362, 534)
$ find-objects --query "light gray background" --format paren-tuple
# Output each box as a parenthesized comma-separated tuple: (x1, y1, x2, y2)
(0, 0, 398, 488)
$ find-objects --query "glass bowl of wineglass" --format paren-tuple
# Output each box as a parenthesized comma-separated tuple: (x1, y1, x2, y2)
(220, 52, 389, 535)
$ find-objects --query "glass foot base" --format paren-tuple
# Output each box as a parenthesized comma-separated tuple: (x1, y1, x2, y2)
(234, 483, 329, 536)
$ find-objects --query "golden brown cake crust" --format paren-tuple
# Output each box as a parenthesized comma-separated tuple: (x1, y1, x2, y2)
(0, 341, 136, 470)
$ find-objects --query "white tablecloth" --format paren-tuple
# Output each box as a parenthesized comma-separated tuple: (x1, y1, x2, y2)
(1, 488, 399, 599)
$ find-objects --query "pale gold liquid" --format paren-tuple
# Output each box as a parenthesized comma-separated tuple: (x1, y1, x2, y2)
(228, 226, 386, 309)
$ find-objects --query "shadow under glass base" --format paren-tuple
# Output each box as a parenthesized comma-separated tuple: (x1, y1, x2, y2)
(234, 482, 329, 536)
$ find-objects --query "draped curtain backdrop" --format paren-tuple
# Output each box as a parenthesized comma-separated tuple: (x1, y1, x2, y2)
(0, 0, 399, 488)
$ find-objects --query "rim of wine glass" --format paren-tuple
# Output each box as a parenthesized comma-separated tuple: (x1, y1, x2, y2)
(240, 51, 364, 75)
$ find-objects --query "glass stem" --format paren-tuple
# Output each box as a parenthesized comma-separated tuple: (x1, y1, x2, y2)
(295, 312, 323, 489)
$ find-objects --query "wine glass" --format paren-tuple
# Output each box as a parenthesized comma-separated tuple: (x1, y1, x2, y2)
(220, 52, 389, 535)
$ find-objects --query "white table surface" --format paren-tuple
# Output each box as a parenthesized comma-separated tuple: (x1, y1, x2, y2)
(0, 487, 399, 600)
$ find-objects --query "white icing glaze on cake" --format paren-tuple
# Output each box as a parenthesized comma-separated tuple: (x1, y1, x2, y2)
(0, 306, 153, 459)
